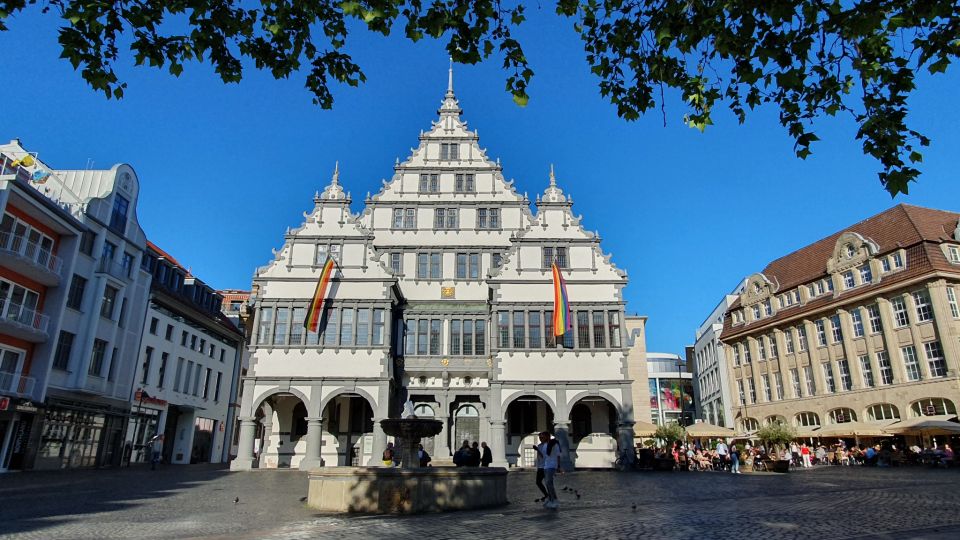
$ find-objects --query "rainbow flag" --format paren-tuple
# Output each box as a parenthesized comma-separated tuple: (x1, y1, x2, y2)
(305, 257, 336, 333)
(552, 263, 571, 337)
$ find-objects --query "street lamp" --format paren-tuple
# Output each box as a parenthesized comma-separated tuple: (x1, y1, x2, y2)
(676, 360, 687, 427)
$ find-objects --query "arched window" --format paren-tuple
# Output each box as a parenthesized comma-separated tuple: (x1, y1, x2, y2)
(740, 418, 760, 431)
(794, 412, 821, 427)
(764, 415, 786, 426)
(413, 404, 435, 417)
(828, 408, 857, 424)
(866, 403, 900, 422)
(910, 398, 957, 417)
(456, 404, 479, 417)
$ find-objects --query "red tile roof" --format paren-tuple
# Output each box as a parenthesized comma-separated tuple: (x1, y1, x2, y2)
(722, 204, 960, 341)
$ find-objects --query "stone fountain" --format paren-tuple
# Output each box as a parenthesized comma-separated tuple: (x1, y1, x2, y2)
(306, 401, 507, 514)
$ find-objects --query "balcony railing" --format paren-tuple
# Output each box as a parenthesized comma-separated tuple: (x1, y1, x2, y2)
(0, 298, 50, 334)
(0, 231, 63, 275)
(97, 258, 133, 281)
(0, 371, 36, 398)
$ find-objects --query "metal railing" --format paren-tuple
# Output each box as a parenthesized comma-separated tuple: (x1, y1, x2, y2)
(0, 298, 50, 333)
(0, 231, 63, 275)
(97, 258, 133, 281)
(0, 370, 36, 398)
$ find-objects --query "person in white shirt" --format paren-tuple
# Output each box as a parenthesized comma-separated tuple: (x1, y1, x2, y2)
(716, 441, 729, 470)
(537, 431, 561, 509)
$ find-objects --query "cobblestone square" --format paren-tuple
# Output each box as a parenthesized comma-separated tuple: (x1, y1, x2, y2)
(2, 465, 960, 539)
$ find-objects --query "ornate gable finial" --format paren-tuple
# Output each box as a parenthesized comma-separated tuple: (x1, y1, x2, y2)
(439, 57, 462, 117)
(542, 163, 567, 203)
(319, 161, 346, 201)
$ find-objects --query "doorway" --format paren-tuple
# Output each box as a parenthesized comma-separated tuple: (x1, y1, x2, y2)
(454, 405, 480, 447)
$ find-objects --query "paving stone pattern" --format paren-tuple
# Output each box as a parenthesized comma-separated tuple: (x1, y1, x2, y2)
(1, 465, 959, 539)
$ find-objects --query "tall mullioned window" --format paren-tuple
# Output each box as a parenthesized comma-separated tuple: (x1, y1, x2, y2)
(419, 173, 440, 192)
(823, 363, 837, 393)
(815, 320, 827, 346)
(867, 304, 883, 333)
(797, 326, 808, 351)
(851, 309, 864, 337)
(542, 246, 569, 269)
(901, 345, 921, 381)
(859, 355, 875, 388)
(947, 287, 960, 318)
(891, 297, 909, 327)
(913, 291, 934, 322)
(790, 368, 802, 397)
(440, 143, 459, 160)
(784, 330, 794, 354)
(830, 315, 843, 343)
(924, 341, 946, 378)
(803, 365, 816, 396)
(454, 173, 475, 192)
(837, 359, 852, 391)
(434, 208, 459, 230)
(877, 351, 894, 385)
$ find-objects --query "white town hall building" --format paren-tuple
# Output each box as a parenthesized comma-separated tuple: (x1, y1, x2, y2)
(231, 70, 636, 471)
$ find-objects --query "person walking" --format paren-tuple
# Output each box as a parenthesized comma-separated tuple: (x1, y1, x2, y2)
(480, 441, 493, 467)
(538, 431, 561, 509)
(716, 440, 729, 471)
(801, 443, 812, 468)
(148, 433, 164, 470)
(533, 437, 549, 503)
(730, 444, 741, 474)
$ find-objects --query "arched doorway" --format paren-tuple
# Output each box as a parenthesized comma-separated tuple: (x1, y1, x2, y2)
(321, 394, 374, 466)
(414, 403, 436, 454)
(504, 396, 555, 467)
(567, 397, 619, 468)
(257, 393, 308, 468)
(454, 404, 480, 450)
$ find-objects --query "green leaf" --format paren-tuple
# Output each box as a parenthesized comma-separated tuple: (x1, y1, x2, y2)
(512, 92, 529, 107)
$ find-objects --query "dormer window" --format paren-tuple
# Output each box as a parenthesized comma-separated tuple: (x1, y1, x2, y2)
(842, 270, 855, 289)
(753, 305, 761, 320)
(859, 264, 873, 284)
(881, 258, 891, 272)
(764, 299, 772, 316)
(892, 252, 904, 268)
(948, 245, 960, 264)
(440, 143, 459, 161)
(754, 283, 761, 293)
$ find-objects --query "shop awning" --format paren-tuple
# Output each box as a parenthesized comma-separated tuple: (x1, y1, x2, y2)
(815, 421, 896, 437)
(884, 415, 960, 436)
(684, 422, 736, 438)
(632, 420, 659, 437)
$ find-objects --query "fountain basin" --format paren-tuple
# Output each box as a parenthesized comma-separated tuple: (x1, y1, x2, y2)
(307, 466, 508, 514)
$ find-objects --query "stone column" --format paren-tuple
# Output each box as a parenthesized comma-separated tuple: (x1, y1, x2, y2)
(434, 397, 451, 458)
(616, 422, 636, 465)
(258, 406, 274, 468)
(489, 420, 508, 468)
(366, 418, 387, 466)
(230, 417, 258, 470)
(553, 422, 574, 471)
(299, 417, 324, 470)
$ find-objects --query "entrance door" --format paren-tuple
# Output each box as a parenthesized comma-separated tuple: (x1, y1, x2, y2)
(0, 419, 12, 471)
(454, 405, 480, 447)
(191, 418, 214, 463)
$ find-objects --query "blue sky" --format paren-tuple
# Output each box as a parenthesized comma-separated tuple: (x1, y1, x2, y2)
(2, 7, 958, 355)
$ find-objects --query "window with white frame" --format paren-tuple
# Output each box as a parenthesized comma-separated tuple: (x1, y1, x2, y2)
(389, 252, 402, 274)
(910, 397, 957, 417)
(784, 330, 794, 354)
(892, 252, 904, 268)
(877, 351, 894, 385)
(901, 345, 921, 381)
(829, 407, 857, 424)
(924, 341, 947, 378)
(798, 326, 808, 351)
(837, 359, 852, 391)
(803, 365, 816, 395)
(434, 208, 459, 229)
(419, 173, 440, 192)
(455, 252, 481, 280)
(790, 368, 802, 397)
(859, 355, 875, 388)
(454, 173, 475, 192)
(815, 320, 827, 346)
(823, 362, 837, 393)
(753, 305, 761, 320)
(851, 309, 864, 337)
(769, 335, 778, 357)
(733, 346, 741, 366)
(859, 264, 873, 284)
(758, 338, 766, 360)
(744, 345, 752, 363)
(913, 291, 933, 322)
(866, 403, 900, 422)
(764, 299, 772, 316)
(476, 208, 501, 229)
(0, 345, 25, 381)
(947, 287, 960, 318)
(795, 411, 820, 427)
(314, 242, 342, 265)
(416, 252, 442, 279)
(891, 297, 909, 327)
(392, 208, 416, 229)
(830, 314, 843, 343)
(762, 376, 772, 401)
(774, 371, 784, 400)
(881, 258, 891, 272)
(948, 245, 960, 263)
(747, 378, 756, 403)
(440, 143, 459, 160)
(737, 380, 745, 405)
(867, 304, 883, 333)
(541, 246, 568, 269)
(842, 270, 855, 289)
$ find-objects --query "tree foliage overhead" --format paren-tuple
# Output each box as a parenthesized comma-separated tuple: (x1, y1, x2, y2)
(1, 1, 957, 196)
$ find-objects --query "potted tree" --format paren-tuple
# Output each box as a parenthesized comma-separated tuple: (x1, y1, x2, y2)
(756, 422, 796, 473)
(653, 423, 686, 471)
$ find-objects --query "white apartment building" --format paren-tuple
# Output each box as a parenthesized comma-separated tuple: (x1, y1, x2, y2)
(691, 280, 746, 428)
(0, 139, 151, 469)
(232, 70, 636, 471)
(125, 243, 243, 465)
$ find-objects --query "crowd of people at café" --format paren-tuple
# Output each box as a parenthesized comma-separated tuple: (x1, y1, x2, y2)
(644, 438, 956, 471)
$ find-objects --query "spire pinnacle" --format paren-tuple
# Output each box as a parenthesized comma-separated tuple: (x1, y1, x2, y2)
(318, 161, 346, 201)
(542, 163, 567, 203)
(332, 161, 340, 186)
(447, 57, 454, 95)
(549, 163, 556, 187)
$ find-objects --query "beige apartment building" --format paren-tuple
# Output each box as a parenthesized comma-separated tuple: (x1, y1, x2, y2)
(721, 204, 960, 436)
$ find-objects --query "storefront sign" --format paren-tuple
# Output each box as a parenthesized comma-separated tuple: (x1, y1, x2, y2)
(15, 401, 38, 413)
(134, 390, 168, 407)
